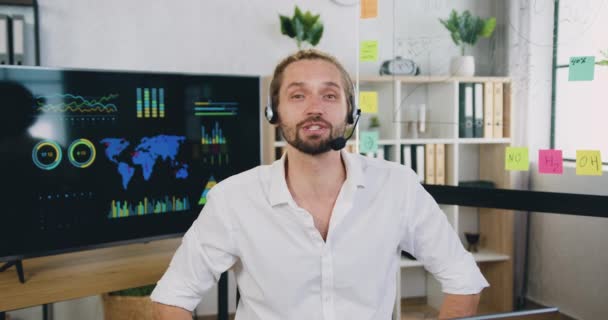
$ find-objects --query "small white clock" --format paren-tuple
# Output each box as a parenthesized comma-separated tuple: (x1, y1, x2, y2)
(330, 0, 359, 7)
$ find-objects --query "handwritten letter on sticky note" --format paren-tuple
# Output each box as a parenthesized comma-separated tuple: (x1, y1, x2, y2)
(569, 56, 595, 81)
(361, 0, 378, 19)
(359, 91, 378, 114)
(505, 147, 529, 171)
(538, 149, 563, 174)
(360, 40, 378, 62)
(576, 150, 603, 176)
(360, 131, 379, 154)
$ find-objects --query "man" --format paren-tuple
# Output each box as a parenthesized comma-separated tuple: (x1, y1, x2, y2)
(151, 49, 488, 319)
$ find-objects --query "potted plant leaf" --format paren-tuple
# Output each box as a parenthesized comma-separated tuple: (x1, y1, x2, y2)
(102, 284, 156, 320)
(597, 49, 608, 66)
(279, 6, 324, 50)
(439, 10, 496, 76)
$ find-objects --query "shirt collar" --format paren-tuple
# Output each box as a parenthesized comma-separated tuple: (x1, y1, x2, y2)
(268, 149, 366, 207)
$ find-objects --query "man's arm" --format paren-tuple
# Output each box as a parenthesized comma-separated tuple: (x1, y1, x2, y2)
(153, 302, 192, 320)
(438, 293, 480, 319)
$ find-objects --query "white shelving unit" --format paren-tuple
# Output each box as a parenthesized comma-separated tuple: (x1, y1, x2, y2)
(260, 75, 515, 318)
(356, 75, 514, 318)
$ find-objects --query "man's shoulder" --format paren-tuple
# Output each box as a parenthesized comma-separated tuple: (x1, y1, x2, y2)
(210, 164, 270, 195)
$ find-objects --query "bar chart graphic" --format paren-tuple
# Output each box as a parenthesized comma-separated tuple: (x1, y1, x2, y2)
(201, 122, 229, 166)
(137, 88, 166, 118)
(108, 195, 190, 219)
(201, 122, 227, 145)
(194, 101, 238, 117)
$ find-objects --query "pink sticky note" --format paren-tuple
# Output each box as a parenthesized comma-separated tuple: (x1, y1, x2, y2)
(538, 149, 563, 174)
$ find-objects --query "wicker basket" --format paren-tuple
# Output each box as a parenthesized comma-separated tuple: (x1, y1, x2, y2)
(101, 293, 155, 320)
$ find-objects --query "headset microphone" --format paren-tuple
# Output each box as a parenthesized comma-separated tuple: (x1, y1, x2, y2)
(330, 109, 361, 151)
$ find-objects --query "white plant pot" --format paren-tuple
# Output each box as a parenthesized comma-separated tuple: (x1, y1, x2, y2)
(450, 56, 475, 77)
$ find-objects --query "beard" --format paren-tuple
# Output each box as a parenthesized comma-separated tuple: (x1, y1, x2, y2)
(279, 116, 346, 155)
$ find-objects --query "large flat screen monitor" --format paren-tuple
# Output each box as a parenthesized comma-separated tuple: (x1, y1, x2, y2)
(0, 66, 260, 261)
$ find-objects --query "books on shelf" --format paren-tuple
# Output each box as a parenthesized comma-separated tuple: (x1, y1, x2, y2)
(425, 143, 435, 184)
(473, 83, 484, 138)
(402, 144, 446, 185)
(459, 81, 505, 139)
(483, 82, 494, 138)
(493, 82, 504, 138)
(458, 83, 474, 138)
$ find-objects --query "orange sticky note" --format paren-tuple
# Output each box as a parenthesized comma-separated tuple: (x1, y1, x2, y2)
(576, 150, 603, 176)
(361, 0, 378, 19)
(538, 149, 563, 174)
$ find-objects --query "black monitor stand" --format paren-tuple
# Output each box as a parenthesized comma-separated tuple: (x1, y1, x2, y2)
(0, 259, 25, 284)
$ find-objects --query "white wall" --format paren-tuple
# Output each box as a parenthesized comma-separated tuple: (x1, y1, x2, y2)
(38, 0, 358, 76)
(7, 0, 357, 319)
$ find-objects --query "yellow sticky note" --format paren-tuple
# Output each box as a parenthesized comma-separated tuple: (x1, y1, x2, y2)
(359, 91, 378, 114)
(505, 147, 529, 171)
(576, 150, 603, 176)
(360, 40, 378, 62)
(361, 0, 378, 19)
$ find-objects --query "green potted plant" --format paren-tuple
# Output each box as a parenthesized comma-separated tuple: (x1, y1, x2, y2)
(369, 115, 380, 130)
(102, 284, 156, 320)
(439, 10, 496, 76)
(597, 49, 608, 66)
(279, 6, 324, 50)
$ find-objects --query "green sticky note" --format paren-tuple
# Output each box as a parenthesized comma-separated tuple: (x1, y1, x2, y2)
(505, 147, 529, 171)
(360, 40, 378, 62)
(576, 150, 603, 176)
(568, 56, 595, 81)
(359, 131, 379, 153)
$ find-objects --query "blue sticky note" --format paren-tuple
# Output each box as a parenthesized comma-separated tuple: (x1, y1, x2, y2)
(568, 56, 595, 81)
(359, 131, 379, 154)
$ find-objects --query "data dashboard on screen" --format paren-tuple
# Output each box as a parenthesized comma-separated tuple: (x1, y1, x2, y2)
(0, 66, 260, 260)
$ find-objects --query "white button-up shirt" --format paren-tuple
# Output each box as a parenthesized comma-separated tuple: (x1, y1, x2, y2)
(151, 150, 489, 319)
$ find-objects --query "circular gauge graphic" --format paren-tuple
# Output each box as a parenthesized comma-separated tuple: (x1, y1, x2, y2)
(68, 138, 97, 168)
(32, 140, 62, 170)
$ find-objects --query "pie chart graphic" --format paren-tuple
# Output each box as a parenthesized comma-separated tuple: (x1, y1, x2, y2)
(32, 140, 62, 170)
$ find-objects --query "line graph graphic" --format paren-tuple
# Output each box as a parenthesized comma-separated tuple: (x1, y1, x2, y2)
(35, 93, 119, 114)
(194, 101, 238, 117)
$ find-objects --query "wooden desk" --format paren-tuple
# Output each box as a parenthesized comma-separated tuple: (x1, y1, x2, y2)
(0, 238, 180, 312)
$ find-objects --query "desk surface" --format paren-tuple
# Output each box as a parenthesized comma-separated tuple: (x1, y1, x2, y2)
(0, 238, 181, 312)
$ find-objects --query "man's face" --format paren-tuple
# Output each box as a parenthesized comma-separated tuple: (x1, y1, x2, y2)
(277, 59, 348, 155)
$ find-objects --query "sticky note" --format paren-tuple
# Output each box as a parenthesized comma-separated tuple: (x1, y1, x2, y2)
(361, 0, 378, 19)
(576, 150, 603, 176)
(360, 40, 378, 62)
(359, 91, 378, 114)
(568, 56, 595, 81)
(359, 131, 379, 154)
(538, 149, 563, 174)
(505, 147, 529, 171)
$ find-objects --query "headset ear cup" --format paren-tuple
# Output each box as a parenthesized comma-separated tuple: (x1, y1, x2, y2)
(265, 103, 277, 124)
(347, 95, 356, 124)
